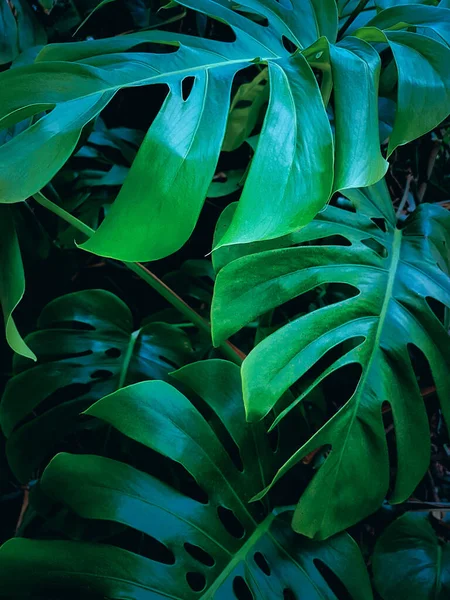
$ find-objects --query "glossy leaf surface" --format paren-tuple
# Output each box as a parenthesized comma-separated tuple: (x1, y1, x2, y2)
(212, 180, 450, 539)
(372, 513, 450, 600)
(0, 289, 192, 482)
(0, 1, 448, 260)
(0, 361, 373, 599)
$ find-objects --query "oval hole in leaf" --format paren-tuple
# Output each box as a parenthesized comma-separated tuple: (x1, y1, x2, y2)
(233, 576, 254, 600)
(254, 552, 271, 576)
(90, 369, 113, 380)
(46, 320, 95, 331)
(283, 589, 296, 600)
(184, 542, 215, 567)
(186, 571, 206, 592)
(217, 506, 245, 539)
(126, 42, 179, 55)
(105, 347, 121, 358)
(426, 296, 446, 327)
(139, 534, 176, 564)
(381, 400, 397, 500)
(298, 235, 351, 248)
(282, 35, 298, 54)
(361, 237, 388, 258)
(313, 559, 352, 600)
(34, 383, 92, 418)
(371, 217, 387, 232)
(186, 392, 244, 472)
(182, 76, 195, 101)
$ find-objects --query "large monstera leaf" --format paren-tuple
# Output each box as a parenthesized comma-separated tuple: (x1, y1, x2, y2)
(0, 2, 449, 262)
(0, 289, 193, 483)
(372, 512, 450, 600)
(0, 360, 373, 600)
(212, 179, 450, 540)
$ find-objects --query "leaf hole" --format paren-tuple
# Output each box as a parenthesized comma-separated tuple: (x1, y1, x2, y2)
(234, 99, 253, 109)
(304, 234, 352, 248)
(313, 559, 352, 600)
(125, 41, 179, 54)
(139, 534, 175, 564)
(45, 320, 95, 331)
(182, 76, 196, 101)
(426, 296, 447, 327)
(183, 390, 244, 473)
(233, 576, 254, 600)
(105, 347, 121, 358)
(381, 400, 397, 499)
(254, 552, 271, 575)
(282, 35, 299, 54)
(283, 590, 296, 600)
(361, 237, 388, 258)
(184, 542, 215, 567)
(186, 571, 206, 592)
(217, 506, 245, 539)
(371, 217, 387, 232)
(90, 369, 113, 380)
(32, 383, 92, 418)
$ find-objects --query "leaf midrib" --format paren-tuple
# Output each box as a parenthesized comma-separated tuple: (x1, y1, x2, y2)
(316, 227, 403, 535)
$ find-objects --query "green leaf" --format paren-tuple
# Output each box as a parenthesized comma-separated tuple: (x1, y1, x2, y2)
(372, 513, 450, 600)
(212, 179, 450, 539)
(0, 0, 447, 260)
(214, 56, 334, 247)
(0, 289, 193, 482)
(222, 67, 268, 152)
(0, 0, 46, 65)
(0, 360, 373, 599)
(82, 68, 236, 261)
(0, 206, 35, 361)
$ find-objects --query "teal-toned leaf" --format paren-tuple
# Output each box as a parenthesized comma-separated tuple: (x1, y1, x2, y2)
(0, 206, 35, 360)
(0, 361, 373, 599)
(0, 289, 192, 482)
(372, 513, 450, 600)
(0, 0, 46, 65)
(212, 180, 450, 539)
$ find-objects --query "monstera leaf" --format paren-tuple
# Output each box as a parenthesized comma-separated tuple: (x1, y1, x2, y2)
(212, 179, 450, 540)
(0, 206, 35, 361)
(0, 360, 373, 599)
(372, 513, 450, 600)
(0, 2, 449, 262)
(0, 289, 193, 483)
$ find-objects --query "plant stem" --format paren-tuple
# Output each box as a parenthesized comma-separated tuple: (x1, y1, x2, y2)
(32, 192, 244, 366)
(337, 0, 371, 40)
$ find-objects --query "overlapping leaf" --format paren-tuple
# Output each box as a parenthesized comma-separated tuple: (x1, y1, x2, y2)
(0, 360, 373, 599)
(0, 206, 35, 361)
(372, 513, 450, 600)
(0, 1, 448, 262)
(212, 179, 450, 539)
(0, 289, 193, 482)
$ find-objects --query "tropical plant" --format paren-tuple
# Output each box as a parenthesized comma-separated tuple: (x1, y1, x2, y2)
(0, 360, 374, 599)
(212, 179, 450, 539)
(0, 0, 449, 597)
(372, 512, 450, 599)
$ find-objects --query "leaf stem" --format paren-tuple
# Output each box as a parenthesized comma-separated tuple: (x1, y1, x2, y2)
(32, 192, 244, 366)
(337, 0, 371, 40)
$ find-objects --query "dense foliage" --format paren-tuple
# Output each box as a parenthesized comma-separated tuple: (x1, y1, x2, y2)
(0, 0, 449, 598)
